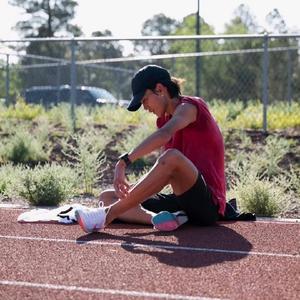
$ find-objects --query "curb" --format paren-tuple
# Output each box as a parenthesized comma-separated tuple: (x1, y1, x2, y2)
(0, 203, 30, 209)
(256, 217, 300, 223)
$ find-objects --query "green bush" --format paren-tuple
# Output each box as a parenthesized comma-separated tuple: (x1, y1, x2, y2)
(227, 137, 296, 217)
(230, 174, 287, 217)
(288, 167, 300, 196)
(260, 136, 293, 177)
(213, 101, 300, 130)
(227, 135, 293, 180)
(63, 131, 108, 195)
(1, 129, 49, 164)
(20, 164, 77, 206)
(0, 99, 44, 121)
(0, 163, 25, 199)
(114, 124, 156, 155)
(46, 103, 73, 133)
(268, 102, 300, 129)
(93, 105, 155, 128)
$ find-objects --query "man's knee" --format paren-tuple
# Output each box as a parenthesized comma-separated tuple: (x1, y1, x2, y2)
(157, 148, 184, 167)
(99, 189, 117, 206)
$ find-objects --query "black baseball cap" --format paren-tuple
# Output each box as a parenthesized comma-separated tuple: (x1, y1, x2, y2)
(127, 65, 171, 111)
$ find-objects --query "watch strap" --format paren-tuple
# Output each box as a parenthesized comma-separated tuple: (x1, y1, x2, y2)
(118, 153, 132, 167)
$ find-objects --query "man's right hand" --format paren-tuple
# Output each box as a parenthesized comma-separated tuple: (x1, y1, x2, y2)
(113, 160, 130, 199)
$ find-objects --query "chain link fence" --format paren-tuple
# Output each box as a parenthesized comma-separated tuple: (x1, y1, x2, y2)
(0, 34, 299, 131)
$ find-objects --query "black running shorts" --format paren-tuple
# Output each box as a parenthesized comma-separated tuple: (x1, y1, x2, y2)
(141, 173, 219, 225)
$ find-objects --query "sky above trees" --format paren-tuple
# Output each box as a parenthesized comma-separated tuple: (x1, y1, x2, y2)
(1, 0, 299, 40)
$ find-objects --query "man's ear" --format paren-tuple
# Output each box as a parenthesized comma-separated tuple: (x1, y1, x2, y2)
(155, 83, 164, 94)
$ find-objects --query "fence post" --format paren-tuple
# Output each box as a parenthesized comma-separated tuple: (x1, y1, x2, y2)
(5, 54, 10, 106)
(262, 33, 269, 132)
(56, 62, 62, 105)
(195, 0, 201, 97)
(70, 39, 77, 131)
(287, 48, 292, 106)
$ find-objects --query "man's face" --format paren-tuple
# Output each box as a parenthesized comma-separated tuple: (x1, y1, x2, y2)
(141, 89, 165, 117)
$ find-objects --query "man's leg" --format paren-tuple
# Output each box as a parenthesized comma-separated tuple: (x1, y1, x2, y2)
(99, 189, 154, 225)
(105, 149, 198, 225)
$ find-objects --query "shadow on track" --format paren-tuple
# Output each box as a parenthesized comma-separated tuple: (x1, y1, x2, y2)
(76, 223, 253, 268)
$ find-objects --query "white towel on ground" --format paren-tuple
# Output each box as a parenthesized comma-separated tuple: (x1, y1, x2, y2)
(17, 204, 87, 224)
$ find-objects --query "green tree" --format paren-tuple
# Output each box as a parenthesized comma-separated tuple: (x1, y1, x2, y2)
(170, 13, 216, 97)
(233, 4, 261, 33)
(76, 30, 126, 98)
(266, 8, 288, 34)
(8, 0, 82, 89)
(218, 5, 299, 103)
(9, 0, 80, 38)
(8, 1, 132, 100)
(266, 9, 299, 102)
(169, 5, 270, 102)
(216, 13, 262, 103)
(134, 13, 180, 55)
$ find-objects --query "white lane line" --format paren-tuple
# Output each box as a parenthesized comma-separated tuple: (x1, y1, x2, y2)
(0, 280, 223, 300)
(0, 235, 299, 258)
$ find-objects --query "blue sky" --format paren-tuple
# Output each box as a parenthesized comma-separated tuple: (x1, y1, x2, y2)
(0, 0, 299, 39)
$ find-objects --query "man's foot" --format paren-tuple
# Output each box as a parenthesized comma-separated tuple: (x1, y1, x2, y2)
(151, 211, 188, 231)
(75, 205, 108, 233)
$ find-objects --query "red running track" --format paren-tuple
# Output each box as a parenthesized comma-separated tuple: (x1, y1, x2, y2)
(0, 208, 299, 300)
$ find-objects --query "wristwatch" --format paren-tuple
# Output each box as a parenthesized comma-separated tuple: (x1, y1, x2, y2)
(118, 152, 132, 167)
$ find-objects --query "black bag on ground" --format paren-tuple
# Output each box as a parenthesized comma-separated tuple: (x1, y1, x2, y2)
(219, 198, 256, 221)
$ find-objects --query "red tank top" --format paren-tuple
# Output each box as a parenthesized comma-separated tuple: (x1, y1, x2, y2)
(157, 96, 226, 215)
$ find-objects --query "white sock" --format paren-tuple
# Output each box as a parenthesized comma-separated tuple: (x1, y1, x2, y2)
(173, 211, 188, 226)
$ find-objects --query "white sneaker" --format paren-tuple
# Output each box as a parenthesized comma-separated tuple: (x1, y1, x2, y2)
(75, 204, 108, 233)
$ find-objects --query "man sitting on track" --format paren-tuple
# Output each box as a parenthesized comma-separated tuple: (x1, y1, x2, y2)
(75, 64, 226, 233)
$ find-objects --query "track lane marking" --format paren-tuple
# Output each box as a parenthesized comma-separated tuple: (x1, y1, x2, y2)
(0, 234, 299, 258)
(0, 279, 224, 300)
